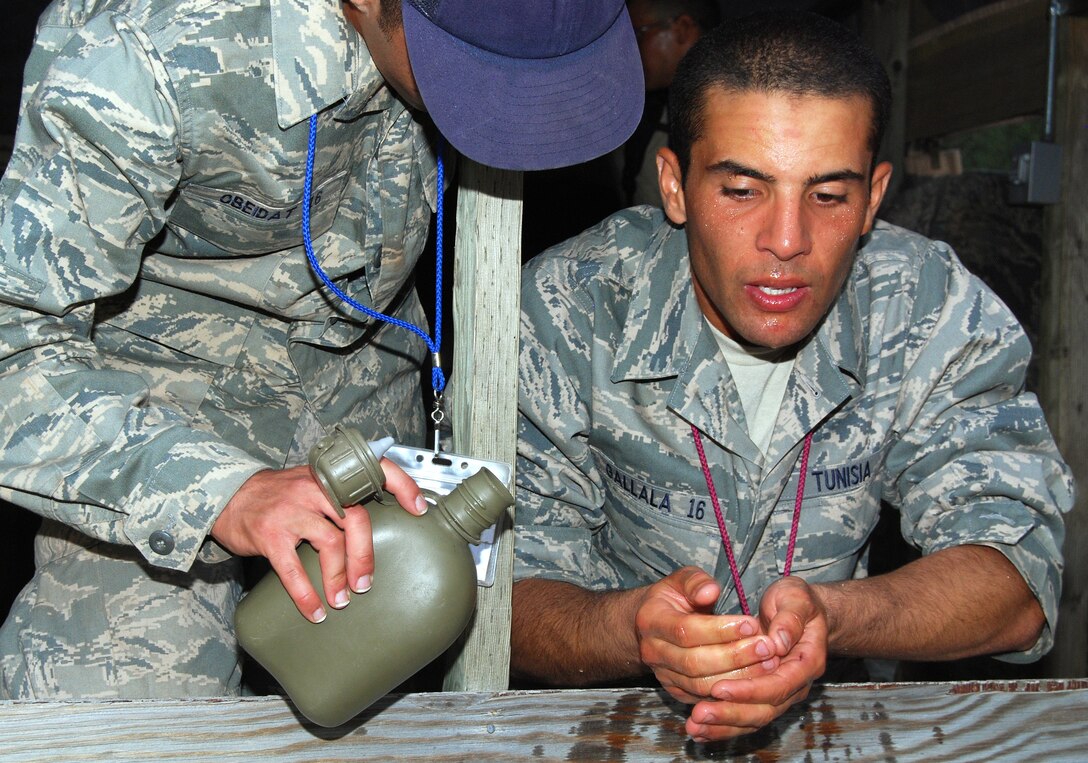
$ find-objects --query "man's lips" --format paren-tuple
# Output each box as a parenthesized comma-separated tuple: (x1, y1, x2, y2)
(744, 282, 809, 310)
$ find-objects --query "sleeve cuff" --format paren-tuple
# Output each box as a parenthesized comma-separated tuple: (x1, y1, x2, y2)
(122, 436, 267, 572)
(979, 537, 1061, 664)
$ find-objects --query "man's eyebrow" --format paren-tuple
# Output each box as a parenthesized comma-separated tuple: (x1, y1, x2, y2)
(705, 161, 866, 186)
(706, 159, 774, 182)
(808, 169, 866, 185)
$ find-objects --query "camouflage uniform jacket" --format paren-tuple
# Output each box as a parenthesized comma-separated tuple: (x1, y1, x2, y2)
(0, 0, 437, 573)
(515, 206, 1073, 662)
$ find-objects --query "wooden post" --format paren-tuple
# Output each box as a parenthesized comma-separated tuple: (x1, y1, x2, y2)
(442, 159, 523, 691)
(860, 0, 910, 201)
(1038, 11, 1087, 678)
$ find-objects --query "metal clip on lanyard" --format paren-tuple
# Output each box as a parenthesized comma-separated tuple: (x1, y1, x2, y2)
(302, 114, 449, 455)
(430, 352, 445, 456)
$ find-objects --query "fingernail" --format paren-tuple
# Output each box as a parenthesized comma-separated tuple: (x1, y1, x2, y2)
(312, 606, 327, 623)
(354, 575, 372, 593)
(755, 639, 771, 658)
(739, 619, 757, 637)
(762, 658, 778, 671)
(332, 589, 350, 609)
(777, 629, 792, 652)
(415, 495, 428, 514)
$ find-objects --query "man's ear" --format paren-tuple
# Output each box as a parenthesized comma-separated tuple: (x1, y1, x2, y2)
(657, 147, 687, 225)
(344, 0, 381, 23)
(862, 160, 893, 234)
(674, 14, 700, 48)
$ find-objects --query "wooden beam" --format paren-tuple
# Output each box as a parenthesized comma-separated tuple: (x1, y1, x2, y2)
(443, 159, 523, 691)
(3, 683, 1088, 759)
(906, 0, 1050, 140)
(1038, 12, 1088, 679)
(861, 0, 911, 201)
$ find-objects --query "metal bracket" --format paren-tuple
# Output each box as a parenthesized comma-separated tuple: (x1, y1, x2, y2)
(1052, 0, 1088, 17)
(1008, 0, 1074, 205)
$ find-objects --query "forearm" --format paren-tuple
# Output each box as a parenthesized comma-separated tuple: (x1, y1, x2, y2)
(511, 578, 651, 686)
(813, 545, 1044, 661)
(0, 350, 265, 568)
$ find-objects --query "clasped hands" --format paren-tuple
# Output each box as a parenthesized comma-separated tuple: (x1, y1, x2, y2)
(635, 566, 828, 743)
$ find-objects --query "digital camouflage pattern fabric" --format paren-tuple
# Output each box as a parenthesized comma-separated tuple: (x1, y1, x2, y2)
(514, 206, 1073, 663)
(0, 0, 437, 697)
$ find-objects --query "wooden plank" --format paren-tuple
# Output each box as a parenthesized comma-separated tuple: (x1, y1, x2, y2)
(906, 0, 1050, 140)
(443, 159, 523, 692)
(861, 0, 911, 201)
(1038, 13, 1088, 679)
(1, 682, 1086, 761)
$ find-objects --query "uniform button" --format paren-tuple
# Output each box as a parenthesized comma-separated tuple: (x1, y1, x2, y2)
(149, 530, 175, 555)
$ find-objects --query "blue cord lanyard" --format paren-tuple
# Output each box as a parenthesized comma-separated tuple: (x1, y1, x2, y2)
(302, 113, 447, 452)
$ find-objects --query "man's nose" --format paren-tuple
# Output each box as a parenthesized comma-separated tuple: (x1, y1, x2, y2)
(756, 197, 811, 261)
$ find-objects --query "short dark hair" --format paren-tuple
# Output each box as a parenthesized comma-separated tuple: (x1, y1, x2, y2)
(668, 12, 891, 179)
(628, 0, 721, 33)
(380, 0, 403, 35)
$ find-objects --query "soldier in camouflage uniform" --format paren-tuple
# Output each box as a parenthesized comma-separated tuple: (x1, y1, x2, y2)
(0, 0, 643, 698)
(511, 13, 1073, 743)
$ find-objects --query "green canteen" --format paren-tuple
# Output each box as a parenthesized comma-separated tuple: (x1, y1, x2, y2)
(235, 427, 513, 728)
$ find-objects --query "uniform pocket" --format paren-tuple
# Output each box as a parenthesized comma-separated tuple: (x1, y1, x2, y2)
(165, 172, 349, 256)
(604, 477, 721, 579)
(0, 263, 45, 306)
(771, 474, 882, 578)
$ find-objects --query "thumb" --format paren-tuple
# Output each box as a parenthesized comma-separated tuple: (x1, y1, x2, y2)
(670, 566, 721, 609)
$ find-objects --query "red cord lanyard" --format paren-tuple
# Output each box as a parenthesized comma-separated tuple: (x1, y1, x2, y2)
(691, 424, 814, 616)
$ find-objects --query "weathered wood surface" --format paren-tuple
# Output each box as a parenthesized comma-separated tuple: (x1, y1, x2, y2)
(1, 681, 1086, 762)
(861, 0, 909, 202)
(1038, 12, 1088, 679)
(444, 160, 523, 692)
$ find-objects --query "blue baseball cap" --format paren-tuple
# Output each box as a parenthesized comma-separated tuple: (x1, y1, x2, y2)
(403, 0, 645, 171)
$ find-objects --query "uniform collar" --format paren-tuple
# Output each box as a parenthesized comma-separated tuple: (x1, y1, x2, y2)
(610, 220, 703, 384)
(270, 0, 392, 129)
(820, 233, 874, 388)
